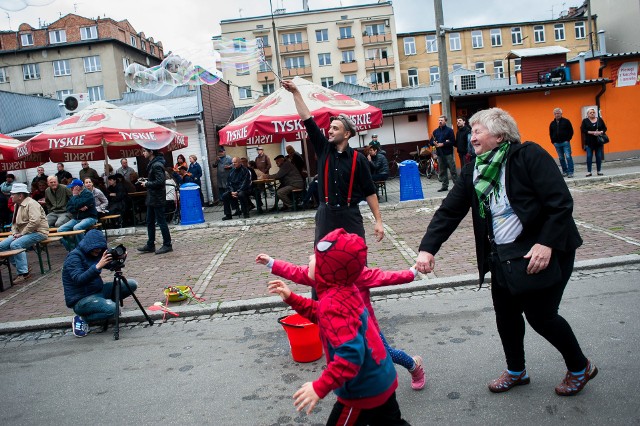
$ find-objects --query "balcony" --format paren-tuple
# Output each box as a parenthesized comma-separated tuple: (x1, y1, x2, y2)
(337, 37, 356, 49)
(362, 32, 392, 45)
(340, 61, 358, 73)
(261, 45, 273, 57)
(279, 41, 309, 54)
(365, 57, 395, 69)
(369, 81, 397, 90)
(282, 66, 312, 78)
(257, 70, 276, 82)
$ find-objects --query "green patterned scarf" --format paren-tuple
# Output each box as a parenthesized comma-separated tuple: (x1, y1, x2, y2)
(474, 142, 511, 218)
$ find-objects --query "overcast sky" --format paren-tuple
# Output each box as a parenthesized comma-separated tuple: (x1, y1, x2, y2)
(1, 0, 575, 69)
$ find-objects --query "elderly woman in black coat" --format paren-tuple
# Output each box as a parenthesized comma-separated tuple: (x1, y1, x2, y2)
(416, 108, 597, 397)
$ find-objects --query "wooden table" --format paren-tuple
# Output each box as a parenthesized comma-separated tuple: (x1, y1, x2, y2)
(52, 229, 86, 251)
(252, 179, 275, 211)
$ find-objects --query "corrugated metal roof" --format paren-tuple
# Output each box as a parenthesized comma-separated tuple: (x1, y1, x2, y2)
(451, 78, 609, 98)
(506, 46, 570, 59)
(9, 89, 200, 138)
(0, 91, 61, 134)
(327, 82, 371, 96)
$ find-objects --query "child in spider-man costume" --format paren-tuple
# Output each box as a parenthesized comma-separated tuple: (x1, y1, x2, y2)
(268, 228, 411, 425)
(257, 250, 426, 391)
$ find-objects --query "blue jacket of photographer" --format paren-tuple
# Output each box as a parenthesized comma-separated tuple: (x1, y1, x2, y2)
(62, 229, 108, 308)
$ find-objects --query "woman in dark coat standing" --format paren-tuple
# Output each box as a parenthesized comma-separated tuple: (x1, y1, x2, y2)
(416, 108, 597, 397)
(580, 107, 607, 177)
(137, 149, 172, 255)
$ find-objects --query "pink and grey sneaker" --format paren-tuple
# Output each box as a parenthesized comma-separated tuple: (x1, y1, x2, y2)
(410, 356, 425, 390)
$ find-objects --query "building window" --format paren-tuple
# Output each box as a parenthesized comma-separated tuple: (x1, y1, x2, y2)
(130, 35, 137, 47)
(53, 59, 71, 76)
(49, 29, 66, 44)
(344, 74, 357, 84)
(321, 77, 334, 88)
(123, 57, 130, 70)
(449, 33, 461, 51)
(318, 53, 331, 66)
(452, 63, 463, 71)
(285, 56, 305, 69)
(511, 27, 523, 45)
(238, 86, 252, 99)
(471, 30, 483, 48)
(141, 40, 146, 51)
(429, 66, 440, 83)
(257, 35, 269, 47)
(426, 34, 438, 53)
(0, 67, 8, 83)
(236, 62, 250, 75)
(341, 50, 355, 63)
(534, 25, 545, 43)
(150, 45, 155, 55)
(364, 24, 385, 36)
(371, 70, 390, 84)
(56, 89, 72, 100)
(80, 26, 97, 40)
(490, 29, 502, 47)
(554, 24, 566, 41)
(259, 59, 271, 72)
(514, 58, 521, 71)
(262, 83, 275, 96)
(233, 37, 246, 51)
(408, 68, 419, 86)
(475, 62, 485, 74)
(23, 63, 40, 80)
(20, 33, 34, 46)
(87, 85, 104, 101)
(282, 32, 302, 45)
(575, 22, 586, 39)
(494, 60, 504, 78)
(315, 29, 328, 42)
(339, 26, 352, 39)
(83, 56, 102, 73)
(404, 37, 416, 55)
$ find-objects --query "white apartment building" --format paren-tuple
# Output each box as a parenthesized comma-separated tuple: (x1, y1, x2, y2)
(217, 1, 402, 107)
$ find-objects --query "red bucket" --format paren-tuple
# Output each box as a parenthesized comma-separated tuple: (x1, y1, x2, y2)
(278, 314, 323, 363)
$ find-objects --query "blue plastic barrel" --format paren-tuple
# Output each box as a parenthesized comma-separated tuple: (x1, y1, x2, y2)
(399, 160, 424, 201)
(179, 183, 205, 225)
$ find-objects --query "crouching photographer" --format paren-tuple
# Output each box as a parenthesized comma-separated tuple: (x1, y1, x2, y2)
(62, 229, 137, 338)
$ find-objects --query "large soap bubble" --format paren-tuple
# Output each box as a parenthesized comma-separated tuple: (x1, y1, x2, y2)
(213, 37, 270, 75)
(0, 0, 56, 11)
(129, 104, 177, 149)
(124, 54, 222, 96)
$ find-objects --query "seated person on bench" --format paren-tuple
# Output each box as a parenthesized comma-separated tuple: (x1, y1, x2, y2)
(62, 229, 138, 338)
(58, 179, 98, 251)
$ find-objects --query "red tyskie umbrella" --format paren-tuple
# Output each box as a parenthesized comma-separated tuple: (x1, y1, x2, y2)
(22, 101, 188, 173)
(219, 77, 382, 146)
(0, 133, 46, 171)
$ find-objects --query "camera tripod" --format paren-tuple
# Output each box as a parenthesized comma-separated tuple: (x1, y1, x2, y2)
(109, 269, 153, 340)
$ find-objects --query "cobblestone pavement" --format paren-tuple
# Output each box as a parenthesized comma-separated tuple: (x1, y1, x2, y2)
(0, 169, 638, 327)
(1, 263, 638, 345)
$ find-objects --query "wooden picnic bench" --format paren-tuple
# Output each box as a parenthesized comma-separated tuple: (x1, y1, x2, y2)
(0, 248, 26, 291)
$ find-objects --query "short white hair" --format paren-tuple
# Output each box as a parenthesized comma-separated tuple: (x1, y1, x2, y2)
(469, 108, 521, 144)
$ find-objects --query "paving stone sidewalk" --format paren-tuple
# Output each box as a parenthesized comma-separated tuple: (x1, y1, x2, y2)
(0, 160, 639, 327)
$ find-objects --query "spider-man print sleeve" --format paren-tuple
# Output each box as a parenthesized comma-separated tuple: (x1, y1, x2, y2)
(357, 267, 416, 289)
(285, 292, 319, 324)
(272, 260, 316, 287)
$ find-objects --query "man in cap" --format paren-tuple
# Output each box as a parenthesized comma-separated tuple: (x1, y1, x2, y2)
(0, 182, 49, 283)
(57, 179, 98, 251)
(213, 147, 233, 203)
(282, 80, 383, 300)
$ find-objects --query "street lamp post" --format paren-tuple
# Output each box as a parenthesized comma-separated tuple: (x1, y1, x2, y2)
(434, 0, 451, 121)
(269, 0, 283, 78)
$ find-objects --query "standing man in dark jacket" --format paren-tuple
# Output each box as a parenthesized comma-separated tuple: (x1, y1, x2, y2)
(221, 157, 252, 220)
(432, 115, 457, 192)
(57, 179, 98, 251)
(137, 149, 172, 254)
(549, 107, 575, 178)
(62, 229, 138, 337)
(455, 116, 472, 167)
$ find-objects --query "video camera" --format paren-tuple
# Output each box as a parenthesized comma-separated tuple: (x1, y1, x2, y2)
(104, 244, 127, 271)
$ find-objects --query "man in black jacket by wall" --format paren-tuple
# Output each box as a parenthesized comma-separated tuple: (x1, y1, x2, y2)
(549, 107, 575, 178)
(137, 149, 172, 255)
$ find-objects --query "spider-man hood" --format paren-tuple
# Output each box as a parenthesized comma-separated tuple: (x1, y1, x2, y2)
(314, 228, 367, 290)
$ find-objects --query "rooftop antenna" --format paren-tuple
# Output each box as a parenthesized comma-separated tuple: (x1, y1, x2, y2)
(239, 8, 243, 17)
(5, 12, 10, 31)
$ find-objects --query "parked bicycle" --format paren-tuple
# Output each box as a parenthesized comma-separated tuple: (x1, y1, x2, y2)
(386, 149, 402, 179)
(412, 146, 439, 178)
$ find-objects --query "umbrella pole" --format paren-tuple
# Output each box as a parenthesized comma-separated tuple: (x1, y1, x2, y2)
(102, 139, 109, 179)
(302, 136, 311, 185)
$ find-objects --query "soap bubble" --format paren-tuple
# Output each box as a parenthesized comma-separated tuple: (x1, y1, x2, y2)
(213, 37, 269, 74)
(0, 0, 56, 11)
(124, 54, 223, 96)
(129, 104, 177, 149)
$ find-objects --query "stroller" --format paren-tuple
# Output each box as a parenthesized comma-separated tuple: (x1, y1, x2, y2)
(164, 179, 181, 225)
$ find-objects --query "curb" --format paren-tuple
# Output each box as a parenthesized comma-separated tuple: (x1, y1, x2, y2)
(1, 254, 638, 335)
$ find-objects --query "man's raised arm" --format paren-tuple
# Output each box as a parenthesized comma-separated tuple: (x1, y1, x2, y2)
(282, 80, 311, 121)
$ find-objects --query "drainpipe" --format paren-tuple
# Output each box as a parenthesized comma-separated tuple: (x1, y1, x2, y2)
(597, 30, 607, 55)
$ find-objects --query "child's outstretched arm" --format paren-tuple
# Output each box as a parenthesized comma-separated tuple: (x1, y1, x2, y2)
(268, 280, 319, 323)
(257, 254, 316, 287)
(357, 263, 418, 289)
(256, 253, 273, 265)
(293, 382, 320, 415)
(268, 279, 291, 300)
